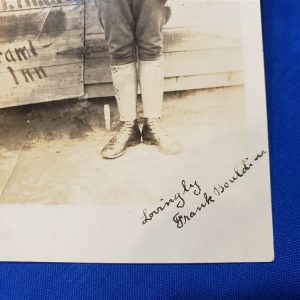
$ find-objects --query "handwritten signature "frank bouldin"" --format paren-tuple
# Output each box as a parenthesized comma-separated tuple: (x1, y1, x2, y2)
(141, 150, 268, 229)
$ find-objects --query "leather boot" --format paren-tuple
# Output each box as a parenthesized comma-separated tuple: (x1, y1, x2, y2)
(142, 118, 181, 154)
(101, 120, 141, 159)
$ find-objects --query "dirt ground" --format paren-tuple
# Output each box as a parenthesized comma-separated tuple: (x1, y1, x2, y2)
(0, 96, 118, 151)
(0, 86, 246, 204)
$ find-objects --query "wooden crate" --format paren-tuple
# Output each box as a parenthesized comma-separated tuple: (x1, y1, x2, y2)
(0, 0, 244, 108)
(0, 0, 84, 108)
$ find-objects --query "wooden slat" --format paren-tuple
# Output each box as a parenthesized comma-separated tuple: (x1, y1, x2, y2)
(0, 0, 81, 12)
(1, 64, 83, 108)
(163, 71, 244, 91)
(84, 47, 243, 85)
(85, 28, 242, 56)
(85, 0, 102, 35)
(85, 82, 114, 99)
(0, 4, 84, 42)
(164, 47, 243, 77)
(86, 0, 241, 37)
(85, 71, 244, 98)
(165, 1, 241, 36)
(0, 35, 83, 74)
(0, 3, 84, 108)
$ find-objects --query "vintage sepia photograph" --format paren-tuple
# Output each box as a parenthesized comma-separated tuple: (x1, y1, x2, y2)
(0, 0, 274, 263)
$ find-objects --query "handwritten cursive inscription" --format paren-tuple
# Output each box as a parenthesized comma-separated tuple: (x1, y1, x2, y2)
(141, 179, 201, 225)
(213, 150, 267, 197)
(141, 150, 268, 229)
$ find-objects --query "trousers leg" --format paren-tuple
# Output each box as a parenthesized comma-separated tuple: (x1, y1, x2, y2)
(95, 0, 138, 121)
(133, 0, 169, 61)
(132, 0, 168, 118)
(95, 0, 136, 66)
(95, 0, 168, 119)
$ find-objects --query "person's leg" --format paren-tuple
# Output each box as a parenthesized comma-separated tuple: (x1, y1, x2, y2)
(95, 0, 141, 159)
(96, 0, 136, 66)
(133, 0, 166, 118)
(133, 0, 181, 154)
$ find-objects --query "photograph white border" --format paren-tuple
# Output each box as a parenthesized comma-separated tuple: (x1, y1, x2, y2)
(0, 0, 274, 263)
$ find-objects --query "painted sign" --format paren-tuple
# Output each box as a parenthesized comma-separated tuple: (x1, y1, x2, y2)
(0, 1, 84, 108)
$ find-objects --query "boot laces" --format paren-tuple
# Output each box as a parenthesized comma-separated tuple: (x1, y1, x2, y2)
(146, 118, 168, 138)
(109, 121, 135, 145)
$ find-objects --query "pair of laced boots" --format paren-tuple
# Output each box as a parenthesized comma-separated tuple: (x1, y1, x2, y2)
(102, 118, 181, 159)
(101, 60, 181, 159)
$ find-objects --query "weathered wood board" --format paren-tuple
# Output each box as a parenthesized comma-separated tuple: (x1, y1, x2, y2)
(0, 0, 84, 108)
(0, 0, 244, 107)
(86, 71, 244, 98)
(85, 46, 243, 84)
(85, 0, 244, 98)
(0, 0, 81, 12)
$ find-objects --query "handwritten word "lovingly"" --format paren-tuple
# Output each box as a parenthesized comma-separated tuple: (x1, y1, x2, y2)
(141, 180, 201, 225)
(141, 149, 268, 229)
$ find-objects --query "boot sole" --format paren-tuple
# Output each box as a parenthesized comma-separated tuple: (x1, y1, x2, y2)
(102, 141, 141, 160)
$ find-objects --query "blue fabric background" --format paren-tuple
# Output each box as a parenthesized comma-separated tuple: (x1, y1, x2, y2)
(0, 0, 299, 299)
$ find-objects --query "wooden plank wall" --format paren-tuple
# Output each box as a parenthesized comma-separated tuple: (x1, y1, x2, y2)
(0, 0, 84, 108)
(85, 0, 244, 98)
(0, 0, 244, 108)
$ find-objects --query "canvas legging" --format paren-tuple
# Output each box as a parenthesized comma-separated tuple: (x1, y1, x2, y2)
(95, 0, 170, 65)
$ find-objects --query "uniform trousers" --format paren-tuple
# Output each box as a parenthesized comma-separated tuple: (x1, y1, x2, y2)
(95, 0, 170, 66)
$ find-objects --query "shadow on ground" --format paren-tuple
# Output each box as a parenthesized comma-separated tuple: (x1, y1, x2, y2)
(0, 97, 118, 151)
